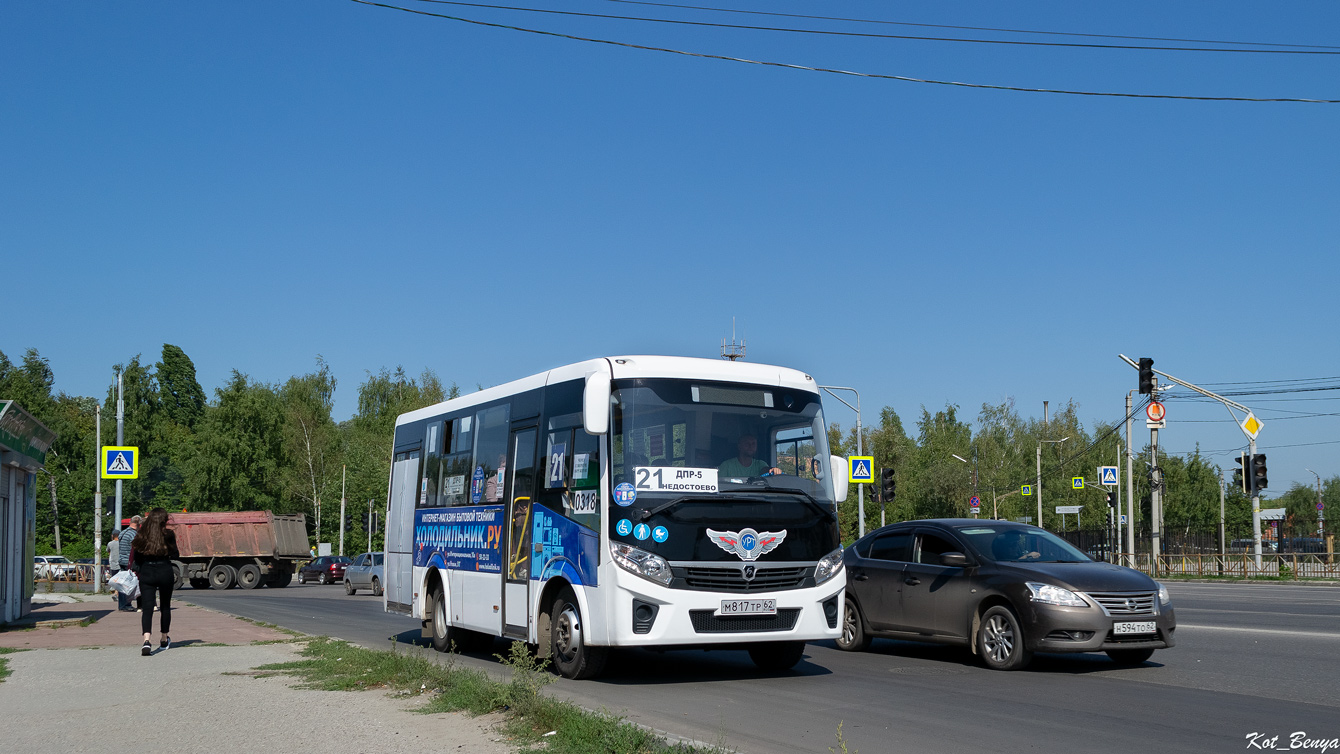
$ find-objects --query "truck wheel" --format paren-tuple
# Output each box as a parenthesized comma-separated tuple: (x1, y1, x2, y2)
(748, 641, 806, 671)
(270, 569, 293, 588)
(171, 562, 187, 590)
(371, 577, 382, 597)
(237, 564, 262, 590)
(550, 588, 608, 679)
(209, 564, 237, 590)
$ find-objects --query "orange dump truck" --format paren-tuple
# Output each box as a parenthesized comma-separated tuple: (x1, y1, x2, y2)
(165, 511, 310, 590)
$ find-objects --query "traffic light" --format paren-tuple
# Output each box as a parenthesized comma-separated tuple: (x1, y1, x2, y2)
(1232, 453, 1248, 494)
(1138, 358, 1155, 395)
(1251, 454, 1268, 494)
(1106, 490, 1117, 507)
(880, 467, 896, 501)
(344, 512, 354, 533)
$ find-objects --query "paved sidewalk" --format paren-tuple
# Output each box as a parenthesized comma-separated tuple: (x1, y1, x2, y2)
(0, 643, 512, 754)
(1, 596, 288, 649)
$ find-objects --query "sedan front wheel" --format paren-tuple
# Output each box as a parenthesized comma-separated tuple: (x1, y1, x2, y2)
(977, 605, 1033, 671)
(835, 596, 871, 652)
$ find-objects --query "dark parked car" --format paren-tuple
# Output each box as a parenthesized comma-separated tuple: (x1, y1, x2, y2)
(343, 552, 384, 596)
(838, 519, 1175, 670)
(297, 555, 352, 585)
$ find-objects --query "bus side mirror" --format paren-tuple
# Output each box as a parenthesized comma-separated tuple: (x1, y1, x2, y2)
(583, 372, 612, 435)
(831, 455, 848, 502)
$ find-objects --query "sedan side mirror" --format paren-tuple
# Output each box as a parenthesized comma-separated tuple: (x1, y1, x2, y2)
(940, 552, 968, 567)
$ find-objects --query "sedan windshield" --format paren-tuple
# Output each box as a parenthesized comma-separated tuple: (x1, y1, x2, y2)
(956, 526, 1092, 563)
(611, 379, 835, 505)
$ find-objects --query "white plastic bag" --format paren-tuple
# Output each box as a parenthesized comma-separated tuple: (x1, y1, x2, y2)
(109, 568, 139, 596)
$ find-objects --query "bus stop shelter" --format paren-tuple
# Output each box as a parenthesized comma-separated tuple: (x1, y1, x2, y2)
(0, 400, 57, 627)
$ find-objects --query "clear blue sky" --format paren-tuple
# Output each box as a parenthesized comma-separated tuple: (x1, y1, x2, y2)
(4, 1, 1338, 492)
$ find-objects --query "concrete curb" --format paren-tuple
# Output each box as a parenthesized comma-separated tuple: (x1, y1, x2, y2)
(1156, 577, 1340, 585)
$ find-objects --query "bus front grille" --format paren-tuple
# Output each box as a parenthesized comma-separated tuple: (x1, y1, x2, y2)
(680, 566, 808, 593)
(689, 608, 801, 633)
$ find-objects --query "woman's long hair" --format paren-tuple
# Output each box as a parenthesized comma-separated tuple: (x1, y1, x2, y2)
(132, 507, 172, 557)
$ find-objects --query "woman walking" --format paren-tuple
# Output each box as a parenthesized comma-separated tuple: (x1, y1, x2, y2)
(130, 507, 179, 656)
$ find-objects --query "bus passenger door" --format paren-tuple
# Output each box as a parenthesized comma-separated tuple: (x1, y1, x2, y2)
(386, 449, 420, 612)
(502, 426, 538, 639)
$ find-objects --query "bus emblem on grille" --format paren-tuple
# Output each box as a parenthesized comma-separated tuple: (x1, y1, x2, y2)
(743, 565, 756, 581)
(706, 528, 786, 561)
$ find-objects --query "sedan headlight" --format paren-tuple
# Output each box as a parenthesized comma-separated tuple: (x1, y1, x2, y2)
(814, 548, 845, 586)
(1158, 583, 1171, 606)
(610, 542, 673, 586)
(1026, 582, 1088, 607)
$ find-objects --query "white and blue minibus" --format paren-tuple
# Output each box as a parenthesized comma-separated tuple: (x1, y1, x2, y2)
(384, 356, 848, 678)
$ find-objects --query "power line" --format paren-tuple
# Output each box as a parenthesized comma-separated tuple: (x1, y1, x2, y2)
(602, 0, 1340, 52)
(404, 0, 1340, 55)
(349, 0, 1340, 103)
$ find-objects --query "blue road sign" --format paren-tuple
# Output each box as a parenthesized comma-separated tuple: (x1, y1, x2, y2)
(1098, 466, 1119, 486)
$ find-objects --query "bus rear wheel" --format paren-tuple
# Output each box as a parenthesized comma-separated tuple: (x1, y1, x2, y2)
(550, 588, 608, 680)
(748, 641, 806, 671)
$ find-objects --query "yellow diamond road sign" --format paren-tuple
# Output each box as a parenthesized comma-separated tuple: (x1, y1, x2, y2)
(1241, 413, 1263, 440)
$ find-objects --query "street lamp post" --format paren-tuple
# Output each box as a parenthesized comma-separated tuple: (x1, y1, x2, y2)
(1305, 468, 1324, 538)
(819, 385, 864, 537)
(1034, 436, 1066, 530)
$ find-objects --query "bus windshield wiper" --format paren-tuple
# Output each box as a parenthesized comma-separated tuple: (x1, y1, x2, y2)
(750, 486, 837, 523)
(637, 495, 753, 521)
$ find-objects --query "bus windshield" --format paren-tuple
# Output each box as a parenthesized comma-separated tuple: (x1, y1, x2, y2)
(610, 379, 836, 505)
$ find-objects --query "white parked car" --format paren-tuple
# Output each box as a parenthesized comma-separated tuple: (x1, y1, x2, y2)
(34, 555, 77, 579)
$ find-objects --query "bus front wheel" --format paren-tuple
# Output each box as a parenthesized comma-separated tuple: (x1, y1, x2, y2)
(550, 588, 608, 680)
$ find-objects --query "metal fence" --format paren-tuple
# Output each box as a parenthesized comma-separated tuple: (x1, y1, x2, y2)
(33, 563, 107, 584)
(1122, 553, 1339, 579)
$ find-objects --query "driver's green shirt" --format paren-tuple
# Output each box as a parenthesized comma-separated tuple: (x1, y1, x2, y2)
(718, 457, 769, 477)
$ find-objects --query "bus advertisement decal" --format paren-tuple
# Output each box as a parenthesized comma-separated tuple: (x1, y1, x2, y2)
(414, 506, 504, 573)
(532, 504, 599, 586)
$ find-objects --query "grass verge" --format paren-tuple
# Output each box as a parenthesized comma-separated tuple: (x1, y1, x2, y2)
(0, 647, 26, 683)
(254, 637, 730, 754)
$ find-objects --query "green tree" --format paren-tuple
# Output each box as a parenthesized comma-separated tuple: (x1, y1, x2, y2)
(186, 371, 285, 512)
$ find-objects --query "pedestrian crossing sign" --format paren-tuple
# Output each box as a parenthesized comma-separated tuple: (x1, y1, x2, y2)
(1021, 484, 1032, 496)
(1072, 477, 1085, 490)
(848, 456, 875, 483)
(102, 446, 139, 479)
(1098, 466, 1119, 486)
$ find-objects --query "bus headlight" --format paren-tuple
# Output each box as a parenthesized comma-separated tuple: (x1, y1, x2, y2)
(813, 548, 845, 586)
(610, 542, 673, 586)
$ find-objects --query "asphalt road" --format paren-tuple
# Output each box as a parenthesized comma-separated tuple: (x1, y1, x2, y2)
(181, 581, 1340, 754)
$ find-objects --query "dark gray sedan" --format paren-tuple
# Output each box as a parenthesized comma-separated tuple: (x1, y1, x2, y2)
(343, 552, 384, 596)
(837, 519, 1175, 670)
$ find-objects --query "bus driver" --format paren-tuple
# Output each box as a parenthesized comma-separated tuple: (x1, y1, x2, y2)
(718, 434, 782, 478)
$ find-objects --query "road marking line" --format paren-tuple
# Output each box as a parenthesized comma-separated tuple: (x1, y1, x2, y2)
(1177, 624, 1340, 640)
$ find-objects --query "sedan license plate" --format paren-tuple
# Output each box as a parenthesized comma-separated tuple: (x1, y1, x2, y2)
(1113, 621, 1156, 635)
(719, 599, 777, 616)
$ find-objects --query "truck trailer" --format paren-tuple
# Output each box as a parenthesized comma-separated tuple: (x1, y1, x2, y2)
(163, 511, 310, 589)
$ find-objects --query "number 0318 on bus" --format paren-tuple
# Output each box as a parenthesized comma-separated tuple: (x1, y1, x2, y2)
(382, 356, 849, 679)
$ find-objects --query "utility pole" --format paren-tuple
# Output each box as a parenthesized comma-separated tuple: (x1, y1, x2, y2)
(820, 386, 864, 537)
(339, 465, 347, 556)
(1219, 469, 1226, 556)
(115, 369, 124, 527)
(1150, 377, 1161, 561)
(1125, 390, 1136, 566)
(1306, 468, 1324, 540)
(368, 498, 374, 553)
(48, 475, 61, 555)
(93, 403, 103, 593)
(1036, 443, 1042, 528)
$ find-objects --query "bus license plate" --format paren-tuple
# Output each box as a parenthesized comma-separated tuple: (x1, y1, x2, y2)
(1113, 621, 1156, 635)
(719, 599, 776, 616)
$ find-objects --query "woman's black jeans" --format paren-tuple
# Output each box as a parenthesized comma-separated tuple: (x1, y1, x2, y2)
(136, 562, 174, 636)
